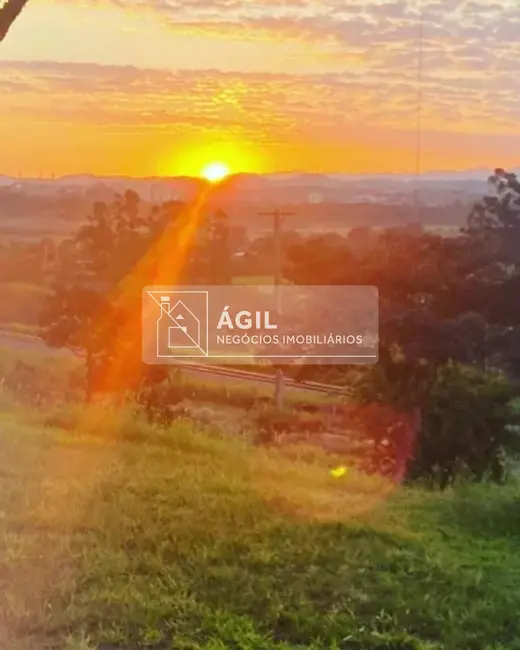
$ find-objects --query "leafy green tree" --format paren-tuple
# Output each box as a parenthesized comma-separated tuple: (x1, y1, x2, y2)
(40, 285, 122, 402)
(40, 191, 169, 402)
(410, 363, 520, 488)
(283, 174, 520, 486)
(40, 192, 236, 403)
(73, 190, 163, 285)
(463, 168, 520, 375)
(353, 350, 520, 488)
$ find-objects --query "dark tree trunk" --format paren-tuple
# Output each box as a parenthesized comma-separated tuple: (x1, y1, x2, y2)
(0, 0, 30, 42)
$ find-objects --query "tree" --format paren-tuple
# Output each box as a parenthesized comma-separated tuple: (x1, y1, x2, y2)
(40, 193, 236, 404)
(408, 363, 520, 488)
(187, 209, 233, 284)
(0, 0, 30, 42)
(282, 176, 520, 486)
(40, 285, 122, 402)
(73, 190, 158, 285)
(465, 168, 520, 268)
(463, 168, 520, 375)
(40, 191, 164, 401)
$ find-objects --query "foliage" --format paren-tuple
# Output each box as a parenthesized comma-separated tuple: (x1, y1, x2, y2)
(39, 284, 124, 400)
(33, 168, 520, 488)
(282, 168, 520, 488)
(412, 363, 520, 487)
(189, 208, 234, 284)
(354, 359, 520, 488)
(73, 190, 151, 284)
(40, 191, 236, 402)
(2, 415, 520, 649)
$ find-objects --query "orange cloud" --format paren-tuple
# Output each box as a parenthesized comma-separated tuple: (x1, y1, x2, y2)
(1, 59, 519, 176)
(1, 0, 519, 176)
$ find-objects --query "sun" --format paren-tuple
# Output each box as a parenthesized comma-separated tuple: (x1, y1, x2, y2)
(201, 161, 230, 183)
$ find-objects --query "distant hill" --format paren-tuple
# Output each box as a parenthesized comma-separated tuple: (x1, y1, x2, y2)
(1, 169, 495, 208)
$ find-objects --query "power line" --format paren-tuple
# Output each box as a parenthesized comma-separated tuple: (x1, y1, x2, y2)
(415, 7, 423, 177)
(414, 2, 424, 220)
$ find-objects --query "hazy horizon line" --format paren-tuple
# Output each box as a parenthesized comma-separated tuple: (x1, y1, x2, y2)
(3, 166, 515, 183)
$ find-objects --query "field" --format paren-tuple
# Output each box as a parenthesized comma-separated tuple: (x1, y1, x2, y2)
(0, 282, 48, 331)
(232, 275, 275, 285)
(0, 406, 520, 650)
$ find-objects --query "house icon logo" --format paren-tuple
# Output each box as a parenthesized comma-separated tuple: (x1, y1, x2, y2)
(146, 290, 209, 357)
(166, 299, 201, 349)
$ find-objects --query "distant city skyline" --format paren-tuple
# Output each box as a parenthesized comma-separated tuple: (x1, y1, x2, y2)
(1, 0, 519, 178)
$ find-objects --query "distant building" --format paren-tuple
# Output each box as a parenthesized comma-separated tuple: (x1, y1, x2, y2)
(308, 192, 323, 204)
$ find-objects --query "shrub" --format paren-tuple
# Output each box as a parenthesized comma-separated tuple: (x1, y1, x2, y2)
(353, 359, 520, 488)
(410, 363, 520, 488)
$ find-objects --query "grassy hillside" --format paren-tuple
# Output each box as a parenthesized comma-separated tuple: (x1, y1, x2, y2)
(0, 407, 519, 649)
(0, 282, 48, 330)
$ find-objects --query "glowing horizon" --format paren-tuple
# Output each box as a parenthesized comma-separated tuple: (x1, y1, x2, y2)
(200, 162, 230, 183)
(1, 0, 519, 177)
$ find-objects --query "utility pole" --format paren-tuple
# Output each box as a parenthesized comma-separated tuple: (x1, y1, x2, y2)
(257, 208, 294, 410)
(414, 5, 424, 223)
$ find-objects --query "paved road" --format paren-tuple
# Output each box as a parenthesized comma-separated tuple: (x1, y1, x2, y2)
(0, 332, 72, 355)
(0, 331, 343, 397)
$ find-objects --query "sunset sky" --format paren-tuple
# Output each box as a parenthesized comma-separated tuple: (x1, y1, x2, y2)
(1, 0, 519, 177)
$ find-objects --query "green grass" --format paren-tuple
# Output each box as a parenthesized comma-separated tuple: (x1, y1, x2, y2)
(176, 371, 342, 406)
(1, 407, 520, 649)
(511, 397, 520, 413)
(0, 346, 342, 410)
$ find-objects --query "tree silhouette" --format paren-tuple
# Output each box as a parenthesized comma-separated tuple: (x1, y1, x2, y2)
(281, 172, 520, 486)
(0, 0, 30, 42)
(40, 192, 238, 401)
(40, 285, 123, 402)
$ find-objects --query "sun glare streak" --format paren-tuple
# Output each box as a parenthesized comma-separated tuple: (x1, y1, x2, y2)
(62, 177, 402, 527)
(92, 184, 214, 396)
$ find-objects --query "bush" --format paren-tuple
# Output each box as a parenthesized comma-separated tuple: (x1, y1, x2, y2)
(353, 359, 520, 489)
(410, 363, 520, 488)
